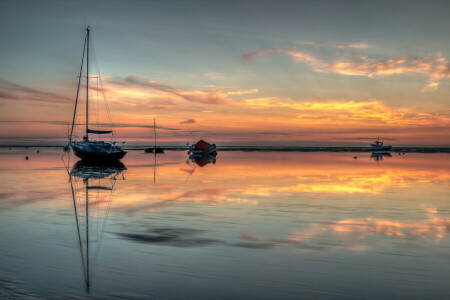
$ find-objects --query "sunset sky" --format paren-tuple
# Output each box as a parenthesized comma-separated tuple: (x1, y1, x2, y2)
(0, 0, 449, 145)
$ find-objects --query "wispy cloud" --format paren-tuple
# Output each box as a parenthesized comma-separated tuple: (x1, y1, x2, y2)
(0, 79, 71, 103)
(0, 120, 180, 131)
(242, 44, 450, 90)
(107, 76, 230, 105)
(180, 119, 196, 124)
(336, 42, 372, 49)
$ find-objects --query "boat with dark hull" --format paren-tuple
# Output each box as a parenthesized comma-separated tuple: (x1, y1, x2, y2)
(72, 141, 126, 161)
(68, 27, 126, 161)
(370, 138, 392, 151)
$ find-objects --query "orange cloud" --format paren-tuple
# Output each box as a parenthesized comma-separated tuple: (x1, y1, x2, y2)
(242, 45, 450, 90)
(244, 98, 450, 126)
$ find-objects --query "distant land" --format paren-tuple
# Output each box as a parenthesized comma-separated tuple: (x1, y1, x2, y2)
(1, 145, 449, 153)
(1, 140, 450, 148)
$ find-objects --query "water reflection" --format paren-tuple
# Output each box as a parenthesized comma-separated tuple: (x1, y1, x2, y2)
(0, 150, 449, 298)
(69, 160, 126, 292)
(370, 151, 392, 164)
(188, 153, 217, 167)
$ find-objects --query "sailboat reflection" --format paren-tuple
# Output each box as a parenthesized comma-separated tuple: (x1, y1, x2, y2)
(188, 153, 217, 167)
(69, 160, 126, 292)
(371, 151, 392, 164)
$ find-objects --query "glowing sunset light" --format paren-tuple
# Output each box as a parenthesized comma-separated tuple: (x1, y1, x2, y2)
(1, 1, 449, 146)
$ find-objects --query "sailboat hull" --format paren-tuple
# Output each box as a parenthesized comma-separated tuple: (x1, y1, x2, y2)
(71, 142, 127, 161)
(72, 147, 127, 161)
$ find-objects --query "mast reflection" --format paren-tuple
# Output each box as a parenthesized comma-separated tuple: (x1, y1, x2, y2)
(69, 160, 126, 292)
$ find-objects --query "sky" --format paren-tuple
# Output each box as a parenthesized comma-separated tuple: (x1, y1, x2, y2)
(0, 0, 449, 146)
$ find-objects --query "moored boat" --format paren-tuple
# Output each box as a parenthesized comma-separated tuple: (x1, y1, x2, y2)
(145, 118, 164, 153)
(188, 140, 217, 155)
(68, 27, 126, 161)
(370, 138, 392, 151)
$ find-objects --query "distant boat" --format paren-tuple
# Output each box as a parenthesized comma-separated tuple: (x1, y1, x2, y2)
(68, 27, 126, 161)
(145, 118, 164, 153)
(188, 140, 217, 155)
(370, 138, 392, 151)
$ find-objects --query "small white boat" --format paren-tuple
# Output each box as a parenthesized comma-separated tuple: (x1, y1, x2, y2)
(188, 140, 217, 155)
(370, 138, 392, 151)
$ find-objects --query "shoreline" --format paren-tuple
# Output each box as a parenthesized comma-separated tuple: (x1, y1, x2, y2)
(1, 145, 450, 153)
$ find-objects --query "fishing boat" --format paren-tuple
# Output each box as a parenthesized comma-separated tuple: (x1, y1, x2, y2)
(188, 140, 217, 155)
(68, 27, 126, 161)
(370, 138, 392, 151)
(145, 118, 164, 153)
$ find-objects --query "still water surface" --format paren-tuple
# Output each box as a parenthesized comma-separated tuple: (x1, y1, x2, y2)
(0, 149, 449, 299)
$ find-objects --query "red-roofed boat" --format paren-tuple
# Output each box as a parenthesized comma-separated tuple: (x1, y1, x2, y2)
(188, 140, 217, 155)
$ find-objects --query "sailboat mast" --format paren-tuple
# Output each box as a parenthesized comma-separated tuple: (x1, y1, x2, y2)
(70, 34, 87, 141)
(70, 177, 88, 289)
(86, 179, 90, 292)
(154, 118, 156, 150)
(86, 26, 90, 141)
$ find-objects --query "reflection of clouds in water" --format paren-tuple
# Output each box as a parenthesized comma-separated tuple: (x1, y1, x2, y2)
(0, 190, 59, 210)
(116, 228, 221, 247)
(116, 187, 257, 215)
(115, 207, 449, 251)
(240, 207, 450, 251)
(115, 227, 318, 250)
(244, 170, 450, 195)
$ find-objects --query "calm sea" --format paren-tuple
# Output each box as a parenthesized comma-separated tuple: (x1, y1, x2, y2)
(0, 149, 449, 299)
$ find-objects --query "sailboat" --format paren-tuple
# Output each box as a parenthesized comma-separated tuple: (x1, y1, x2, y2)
(69, 160, 126, 292)
(69, 26, 127, 161)
(145, 118, 164, 153)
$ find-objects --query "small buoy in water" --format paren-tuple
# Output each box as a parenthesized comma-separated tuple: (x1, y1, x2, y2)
(37, 150, 40, 153)
(25, 156, 29, 160)
(353, 156, 357, 159)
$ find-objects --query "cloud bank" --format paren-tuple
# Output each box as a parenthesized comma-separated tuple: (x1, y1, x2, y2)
(242, 43, 450, 91)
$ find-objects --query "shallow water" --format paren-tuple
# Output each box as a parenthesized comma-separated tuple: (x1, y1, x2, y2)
(0, 149, 449, 299)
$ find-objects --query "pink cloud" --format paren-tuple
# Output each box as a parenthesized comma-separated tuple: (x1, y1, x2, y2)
(242, 45, 450, 91)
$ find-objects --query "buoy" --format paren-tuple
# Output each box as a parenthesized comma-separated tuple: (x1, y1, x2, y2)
(353, 156, 357, 159)
(25, 156, 29, 160)
(37, 150, 40, 153)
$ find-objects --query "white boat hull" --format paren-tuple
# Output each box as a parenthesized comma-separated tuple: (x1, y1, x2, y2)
(188, 145, 217, 155)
